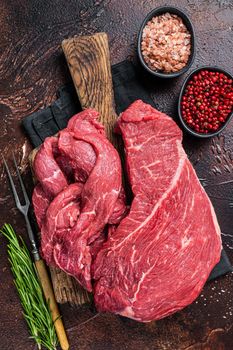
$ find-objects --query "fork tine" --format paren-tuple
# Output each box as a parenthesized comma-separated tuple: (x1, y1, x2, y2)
(12, 152, 30, 206)
(2, 155, 22, 208)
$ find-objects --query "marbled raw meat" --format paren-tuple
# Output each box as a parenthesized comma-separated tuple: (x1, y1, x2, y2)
(93, 100, 222, 322)
(32, 109, 126, 291)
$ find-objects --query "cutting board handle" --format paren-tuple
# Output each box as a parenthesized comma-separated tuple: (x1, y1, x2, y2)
(62, 32, 118, 142)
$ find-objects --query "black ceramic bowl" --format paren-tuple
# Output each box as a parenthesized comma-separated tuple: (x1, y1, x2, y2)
(178, 66, 233, 138)
(137, 6, 196, 78)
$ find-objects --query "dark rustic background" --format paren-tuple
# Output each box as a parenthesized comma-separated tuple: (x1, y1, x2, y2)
(1, 1, 233, 349)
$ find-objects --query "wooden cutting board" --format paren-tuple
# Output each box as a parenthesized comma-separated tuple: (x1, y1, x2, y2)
(30, 32, 121, 305)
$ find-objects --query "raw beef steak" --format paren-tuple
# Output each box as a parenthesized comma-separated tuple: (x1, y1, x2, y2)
(32, 109, 127, 291)
(93, 100, 222, 322)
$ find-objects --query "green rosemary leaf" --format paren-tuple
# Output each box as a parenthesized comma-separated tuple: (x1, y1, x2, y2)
(1, 223, 58, 350)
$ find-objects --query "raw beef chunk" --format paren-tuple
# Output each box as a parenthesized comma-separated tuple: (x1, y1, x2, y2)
(93, 100, 222, 322)
(33, 109, 126, 291)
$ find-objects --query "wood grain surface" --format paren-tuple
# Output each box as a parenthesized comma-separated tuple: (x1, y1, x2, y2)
(62, 32, 118, 143)
(1, 1, 233, 350)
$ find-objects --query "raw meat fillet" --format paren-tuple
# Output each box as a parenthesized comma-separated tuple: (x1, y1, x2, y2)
(32, 136, 70, 229)
(93, 100, 222, 322)
(47, 131, 123, 291)
(41, 183, 83, 267)
(58, 130, 96, 183)
(58, 109, 105, 183)
(33, 136, 68, 197)
(32, 109, 127, 291)
(67, 109, 105, 135)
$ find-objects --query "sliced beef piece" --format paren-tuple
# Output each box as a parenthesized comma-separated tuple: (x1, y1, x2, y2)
(32, 184, 52, 229)
(67, 109, 105, 135)
(58, 130, 96, 183)
(39, 179, 85, 279)
(32, 136, 72, 229)
(93, 100, 222, 322)
(41, 183, 83, 267)
(32, 136, 73, 229)
(58, 109, 104, 183)
(33, 136, 68, 197)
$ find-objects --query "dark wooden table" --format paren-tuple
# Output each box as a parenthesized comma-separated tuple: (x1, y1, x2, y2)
(1, 1, 233, 349)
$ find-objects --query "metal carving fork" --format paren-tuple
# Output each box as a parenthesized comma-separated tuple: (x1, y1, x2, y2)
(3, 154, 69, 350)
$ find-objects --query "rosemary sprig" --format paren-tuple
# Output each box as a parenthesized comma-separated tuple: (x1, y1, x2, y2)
(1, 223, 58, 350)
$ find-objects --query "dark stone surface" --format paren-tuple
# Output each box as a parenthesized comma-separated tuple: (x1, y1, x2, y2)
(0, 1, 233, 349)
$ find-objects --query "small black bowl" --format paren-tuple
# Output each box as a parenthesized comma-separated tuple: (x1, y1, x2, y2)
(137, 6, 196, 78)
(178, 66, 233, 138)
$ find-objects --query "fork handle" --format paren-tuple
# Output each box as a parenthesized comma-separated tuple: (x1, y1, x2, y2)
(35, 259, 70, 350)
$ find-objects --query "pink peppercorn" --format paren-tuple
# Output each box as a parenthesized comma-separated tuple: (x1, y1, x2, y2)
(181, 70, 233, 134)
